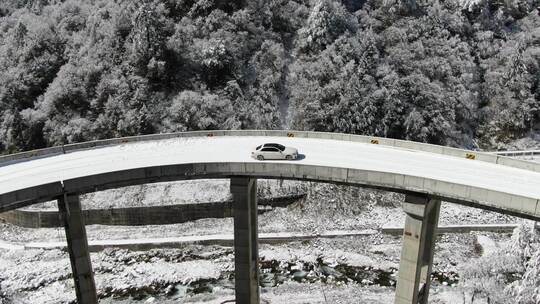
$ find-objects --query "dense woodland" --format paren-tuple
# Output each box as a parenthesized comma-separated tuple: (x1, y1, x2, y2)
(0, 0, 539, 153)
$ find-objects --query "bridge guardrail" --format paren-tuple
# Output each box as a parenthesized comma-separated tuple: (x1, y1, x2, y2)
(489, 150, 540, 157)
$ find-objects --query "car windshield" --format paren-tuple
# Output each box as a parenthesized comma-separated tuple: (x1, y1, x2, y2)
(256, 145, 262, 150)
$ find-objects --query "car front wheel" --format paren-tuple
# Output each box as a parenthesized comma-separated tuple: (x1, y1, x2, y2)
(257, 155, 264, 161)
(286, 155, 292, 160)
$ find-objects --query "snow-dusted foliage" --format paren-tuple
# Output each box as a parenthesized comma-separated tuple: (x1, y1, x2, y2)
(508, 222, 539, 263)
(164, 90, 240, 132)
(296, 0, 357, 52)
(459, 0, 483, 12)
(515, 249, 540, 304)
(460, 223, 540, 303)
(506, 223, 540, 303)
(0, 0, 539, 153)
(289, 0, 540, 148)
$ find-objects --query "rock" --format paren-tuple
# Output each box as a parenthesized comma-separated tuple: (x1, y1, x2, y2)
(322, 258, 337, 267)
(275, 274, 287, 284)
(320, 265, 341, 278)
(165, 284, 175, 295)
(260, 273, 275, 287)
(292, 270, 308, 281)
(290, 264, 301, 271)
(174, 284, 188, 297)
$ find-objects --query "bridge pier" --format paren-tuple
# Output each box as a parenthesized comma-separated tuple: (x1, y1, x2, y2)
(231, 177, 260, 304)
(58, 193, 97, 304)
(394, 194, 440, 304)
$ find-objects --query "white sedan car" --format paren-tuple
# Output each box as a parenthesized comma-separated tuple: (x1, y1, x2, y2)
(252, 143, 299, 160)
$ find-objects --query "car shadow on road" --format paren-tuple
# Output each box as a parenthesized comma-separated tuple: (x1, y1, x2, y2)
(292, 154, 306, 161)
(255, 154, 306, 161)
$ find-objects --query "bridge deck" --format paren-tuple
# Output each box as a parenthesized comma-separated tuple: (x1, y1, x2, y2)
(0, 135, 539, 219)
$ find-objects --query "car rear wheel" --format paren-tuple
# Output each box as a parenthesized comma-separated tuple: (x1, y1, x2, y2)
(257, 155, 264, 161)
(286, 155, 292, 160)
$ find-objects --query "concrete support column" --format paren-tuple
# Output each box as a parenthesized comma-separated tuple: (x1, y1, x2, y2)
(58, 193, 97, 304)
(231, 177, 259, 304)
(394, 194, 441, 304)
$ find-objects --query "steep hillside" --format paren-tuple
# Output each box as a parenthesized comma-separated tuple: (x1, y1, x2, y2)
(0, 0, 538, 152)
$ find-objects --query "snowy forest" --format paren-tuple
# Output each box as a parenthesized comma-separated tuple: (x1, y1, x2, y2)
(0, 0, 539, 153)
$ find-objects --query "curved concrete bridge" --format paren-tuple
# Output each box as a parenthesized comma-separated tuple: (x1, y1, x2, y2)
(0, 130, 539, 304)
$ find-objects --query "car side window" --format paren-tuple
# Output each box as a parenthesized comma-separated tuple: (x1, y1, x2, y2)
(265, 143, 286, 151)
(261, 147, 274, 152)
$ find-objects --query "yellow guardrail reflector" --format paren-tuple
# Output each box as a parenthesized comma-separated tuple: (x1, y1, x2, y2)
(370, 139, 379, 144)
(466, 153, 476, 160)
(207, 133, 214, 137)
(287, 133, 294, 137)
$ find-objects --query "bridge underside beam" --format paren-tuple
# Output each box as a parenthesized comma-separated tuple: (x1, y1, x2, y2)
(395, 194, 441, 304)
(58, 193, 97, 304)
(231, 177, 260, 304)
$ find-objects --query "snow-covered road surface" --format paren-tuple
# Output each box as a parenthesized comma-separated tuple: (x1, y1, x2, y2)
(0, 136, 539, 217)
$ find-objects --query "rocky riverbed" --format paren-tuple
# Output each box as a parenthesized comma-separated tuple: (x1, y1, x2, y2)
(0, 231, 500, 303)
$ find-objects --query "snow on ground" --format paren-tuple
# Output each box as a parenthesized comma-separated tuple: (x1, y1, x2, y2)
(8, 281, 75, 304)
(96, 260, 221, 296)
(97, 283, 465, 304)
(0, 246, 228, 303)
(98, 282, 396, 304)
(257, 282, 395, 304)
(0, 182, 521, 245)
(504, 134, 540, 151)
(475, 235, 501, 256)
(25, 179, 306, 210)
(0, 210, 532, 304)
(437, 202, 520, 226)
(0, 233, 483, 304)
(0, 177, 533, 303)
(258, 235, 400, 271)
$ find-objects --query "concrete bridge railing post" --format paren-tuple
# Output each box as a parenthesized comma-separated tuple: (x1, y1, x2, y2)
(231, 177, 260, 304)
(394, 194, 441, 304)
(58, 193, 97, 304)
